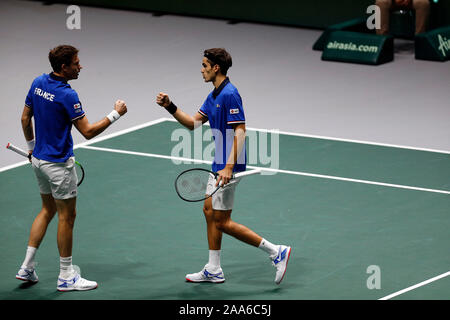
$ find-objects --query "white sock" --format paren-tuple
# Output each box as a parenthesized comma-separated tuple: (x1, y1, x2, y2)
(258, 239, 279, 257)
(208, 250, 221, 269)
(21, 246, 37, 269)
(59, 256, 74, 277)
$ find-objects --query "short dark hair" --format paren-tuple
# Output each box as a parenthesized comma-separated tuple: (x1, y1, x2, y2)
(48, 45, 79, 73)
(204, 48, 232, 75)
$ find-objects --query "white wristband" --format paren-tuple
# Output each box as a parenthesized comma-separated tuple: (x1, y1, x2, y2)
(106, 110, 121, 124)
(26, 139, 35, 151)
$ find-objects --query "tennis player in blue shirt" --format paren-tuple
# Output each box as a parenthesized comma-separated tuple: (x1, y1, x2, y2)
(156, 48, 291, 284)
(16, 45, 127, 291)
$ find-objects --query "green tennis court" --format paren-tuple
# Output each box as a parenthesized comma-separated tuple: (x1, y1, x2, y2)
(1, 118, 449, 300)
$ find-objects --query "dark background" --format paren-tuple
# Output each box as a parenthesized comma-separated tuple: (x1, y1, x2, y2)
(36, 0, 450, 30)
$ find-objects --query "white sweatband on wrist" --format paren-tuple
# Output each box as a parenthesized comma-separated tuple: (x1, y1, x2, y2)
(106, 110, 121, 124)
(26, 139, 35, 150)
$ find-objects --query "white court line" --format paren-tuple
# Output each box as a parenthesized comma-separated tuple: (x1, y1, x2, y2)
(74, 117, 170, 149)
(79, 145, 450, 195)
(0, 159, 30, 173)
(379, 271, 450, 300)
(0, 117, 169, 173)
(247, 127, 450, 155)
(81, 145, 213, 165)
(163, 118, 450, 155)
(3, 117, 449, 173)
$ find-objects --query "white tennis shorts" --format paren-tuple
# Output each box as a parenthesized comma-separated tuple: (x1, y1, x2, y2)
(206, 174, 241, 211)
(31, 156, 78, 200)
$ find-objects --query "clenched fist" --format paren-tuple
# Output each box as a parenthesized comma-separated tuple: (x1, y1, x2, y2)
(156, 92, 171, 108)
(114, 99, 127, 116)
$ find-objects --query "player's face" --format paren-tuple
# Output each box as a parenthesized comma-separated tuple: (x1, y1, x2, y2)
(201, 57, 216, 83)
(63, 55, 82, 80)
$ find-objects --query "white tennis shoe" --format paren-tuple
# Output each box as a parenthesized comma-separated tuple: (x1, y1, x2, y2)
(57, 270, 98, 292)
(186, 265, 225, 283)
(16, 267, 39, 283)
(270, 245, 292, 285)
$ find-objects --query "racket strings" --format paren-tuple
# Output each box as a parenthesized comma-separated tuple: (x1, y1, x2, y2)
(175, 170, 212, 201)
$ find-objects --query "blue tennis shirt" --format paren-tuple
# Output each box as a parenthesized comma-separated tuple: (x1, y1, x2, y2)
(198, 77, 246, 173)
(25, 73, 85, 162)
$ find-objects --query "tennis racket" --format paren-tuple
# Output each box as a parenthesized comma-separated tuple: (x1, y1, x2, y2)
(175, 168, 261, 202)
(6, 142, 85, 187)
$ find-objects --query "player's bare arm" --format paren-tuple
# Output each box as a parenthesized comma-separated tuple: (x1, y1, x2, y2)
(74, 99, 127, 140)
(21, 105, 34, 160)
(216, 123, 246, 186)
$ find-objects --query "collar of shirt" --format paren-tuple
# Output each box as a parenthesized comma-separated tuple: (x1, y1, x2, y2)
(49, 72, 68, 83)
(212, 77, 230, 99)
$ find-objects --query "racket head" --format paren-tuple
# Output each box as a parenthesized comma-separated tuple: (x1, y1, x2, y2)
(75, 161, 85, 187)
(174, 168, 218, 202)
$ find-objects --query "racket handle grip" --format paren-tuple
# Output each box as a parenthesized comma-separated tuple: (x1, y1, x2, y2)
(234, 169, 262, 178)
(6, 143, 30, 158)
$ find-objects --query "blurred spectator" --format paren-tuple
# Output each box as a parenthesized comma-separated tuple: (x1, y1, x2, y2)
(375, 0, 430, 35)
